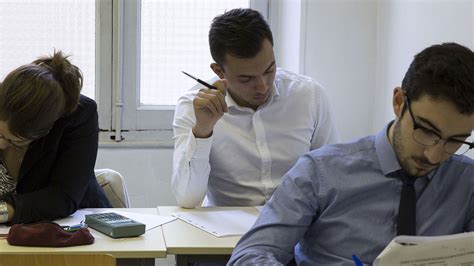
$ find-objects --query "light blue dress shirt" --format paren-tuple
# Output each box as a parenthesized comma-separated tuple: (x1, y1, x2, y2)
(229, 123, 474, 265)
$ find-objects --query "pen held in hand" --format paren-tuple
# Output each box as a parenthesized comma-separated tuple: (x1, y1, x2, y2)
(181, 71, 218, 90)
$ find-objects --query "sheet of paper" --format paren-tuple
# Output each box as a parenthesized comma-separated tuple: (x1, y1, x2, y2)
(172, 210, 258, 237)
(54, 209, 95, 226)
(0, 224, 9, 235)
(374, 232, 474, 266)
(112, 210, 176, 231)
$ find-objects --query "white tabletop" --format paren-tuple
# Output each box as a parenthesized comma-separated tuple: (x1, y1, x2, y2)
(0, 208, 166, 258)
(157, 206, 259, 255)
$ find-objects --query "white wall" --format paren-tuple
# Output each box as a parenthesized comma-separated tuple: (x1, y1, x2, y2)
(271, 0, 305, 73)
(374, 0, 474, 131)
(303, 0, 378, 141)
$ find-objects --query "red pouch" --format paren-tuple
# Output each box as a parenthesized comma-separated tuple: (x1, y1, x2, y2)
(7, 222, 94, 247)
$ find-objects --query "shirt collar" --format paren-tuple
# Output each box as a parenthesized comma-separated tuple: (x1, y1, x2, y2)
(375, 121, 437, 180)
(375, 121, 403, 176)
(225, 90, 239, 108)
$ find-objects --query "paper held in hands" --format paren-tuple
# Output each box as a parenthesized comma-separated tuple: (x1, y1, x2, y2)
(374, 231, 474, 266)
(171, 210, 258, 237)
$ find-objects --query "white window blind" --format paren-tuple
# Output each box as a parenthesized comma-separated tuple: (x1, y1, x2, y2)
(0, 0, 96, 99)
(140, 0, 250, 106)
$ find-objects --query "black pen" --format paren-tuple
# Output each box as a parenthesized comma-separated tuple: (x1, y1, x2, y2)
(182, 71, 218, 90)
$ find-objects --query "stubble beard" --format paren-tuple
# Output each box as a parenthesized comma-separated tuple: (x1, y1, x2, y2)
(392, 120, 413, 176)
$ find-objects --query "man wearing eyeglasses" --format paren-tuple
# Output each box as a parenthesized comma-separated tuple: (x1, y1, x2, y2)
(229, 42, 474, 265)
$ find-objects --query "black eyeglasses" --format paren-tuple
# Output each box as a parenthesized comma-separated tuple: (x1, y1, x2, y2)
(0, 134, 32, 149)
(404, 94, 474, 155)
(0, 128, 51, 149)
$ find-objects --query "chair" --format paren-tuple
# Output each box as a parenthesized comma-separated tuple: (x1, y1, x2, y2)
(0, 253, 116, 266)
(95, 169, 131, 208)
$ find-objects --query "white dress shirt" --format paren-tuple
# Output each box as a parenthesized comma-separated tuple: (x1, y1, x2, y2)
(172, 68, 338, 208)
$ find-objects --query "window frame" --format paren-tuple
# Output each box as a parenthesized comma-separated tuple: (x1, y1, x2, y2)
(96, 0, 113, 131)
(99, 0, 269, 134)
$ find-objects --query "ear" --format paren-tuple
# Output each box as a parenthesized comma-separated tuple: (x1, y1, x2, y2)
(393, 87, 405, 118)
(210, 63, 225, 79)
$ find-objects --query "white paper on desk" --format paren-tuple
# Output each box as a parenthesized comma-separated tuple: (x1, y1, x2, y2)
(0, 224, 9, 234)
(172, 210, 257, 237)
(112, 211, 176, 231)
(374, 232, 474, 266)
(54, 210, 94, 226)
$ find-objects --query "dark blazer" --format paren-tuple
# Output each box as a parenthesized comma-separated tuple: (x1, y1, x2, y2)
(1, 95, 111, 224)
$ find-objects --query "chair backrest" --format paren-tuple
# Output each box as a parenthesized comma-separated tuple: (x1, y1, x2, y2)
(0, 253, 116, 266)
(95, 169, 131, 208)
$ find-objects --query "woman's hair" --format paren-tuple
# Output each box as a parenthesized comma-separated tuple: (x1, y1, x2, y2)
(0, 50, 83, 140)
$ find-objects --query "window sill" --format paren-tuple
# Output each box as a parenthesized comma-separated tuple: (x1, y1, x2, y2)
(98, 130, 174, 149)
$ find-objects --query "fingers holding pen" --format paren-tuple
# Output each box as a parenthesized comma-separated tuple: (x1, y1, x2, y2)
(212, 79, 229, 112)
(191, 79, 229, 138)
(212, 79, 228, 95)
(181, 72, 228, 113)
(195, 88, 227, 115)
(195, 79, 228, 114)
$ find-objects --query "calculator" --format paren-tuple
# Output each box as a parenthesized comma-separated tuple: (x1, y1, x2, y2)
(85, 212, 146, 238)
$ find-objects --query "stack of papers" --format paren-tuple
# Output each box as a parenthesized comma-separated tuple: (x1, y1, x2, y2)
(374, 232, 474, 265)
(172, 210, 258, 237)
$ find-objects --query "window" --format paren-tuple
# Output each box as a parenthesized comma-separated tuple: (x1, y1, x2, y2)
(0, 0, 96, 99)
(0, 0, 268, 139)
(140, 0, 250, 106)
(121, 0, 268, 133)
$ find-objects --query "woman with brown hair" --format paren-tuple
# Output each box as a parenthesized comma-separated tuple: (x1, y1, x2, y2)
(0, 51, 111, 224)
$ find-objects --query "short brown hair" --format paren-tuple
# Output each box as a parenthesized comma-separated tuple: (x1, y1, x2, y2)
(209, 8, 273, 67)
(402, 42, 474, 114)
(0, 50, 83, 140)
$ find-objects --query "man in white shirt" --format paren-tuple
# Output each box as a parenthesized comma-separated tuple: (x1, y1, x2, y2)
(172, 8, 338, 208)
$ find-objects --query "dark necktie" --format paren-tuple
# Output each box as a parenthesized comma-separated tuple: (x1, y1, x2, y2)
(396, 173, 418, 236)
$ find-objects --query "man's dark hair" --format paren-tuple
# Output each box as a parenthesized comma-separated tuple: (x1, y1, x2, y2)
(402, 42, 474, 114)
(209, 8, 273, 67)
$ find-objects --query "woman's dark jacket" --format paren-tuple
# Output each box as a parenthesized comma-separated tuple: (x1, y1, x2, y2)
(1, 95, 111, 224)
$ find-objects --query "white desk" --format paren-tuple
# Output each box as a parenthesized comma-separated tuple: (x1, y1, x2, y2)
(0, 208, 166, 265)
(158, 206, 259, 265)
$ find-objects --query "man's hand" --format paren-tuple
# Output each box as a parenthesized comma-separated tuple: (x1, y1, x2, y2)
(192, 79, 229, 138)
